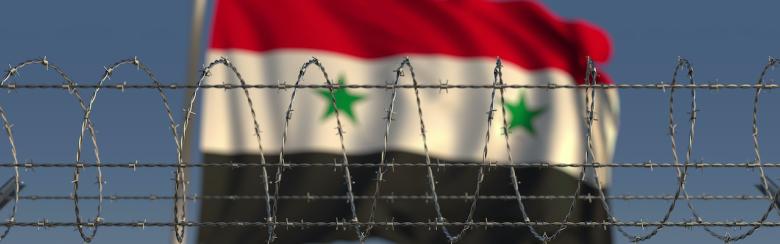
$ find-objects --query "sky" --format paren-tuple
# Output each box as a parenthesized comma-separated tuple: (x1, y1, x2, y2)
(0, 0, 779, 243)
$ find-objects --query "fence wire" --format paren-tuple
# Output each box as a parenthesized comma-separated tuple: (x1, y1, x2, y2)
(0, 56, 779, 243)
(3, 194, 776, 201)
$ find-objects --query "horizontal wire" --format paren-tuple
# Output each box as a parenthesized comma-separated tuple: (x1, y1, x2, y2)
(5, 162, 780, 168)
(4, 221, 780, 228)
(11, 194, 773, 201)
(0, 83, 778, 90)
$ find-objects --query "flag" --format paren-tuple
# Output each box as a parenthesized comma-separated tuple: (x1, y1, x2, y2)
(198, 0, 619, 243)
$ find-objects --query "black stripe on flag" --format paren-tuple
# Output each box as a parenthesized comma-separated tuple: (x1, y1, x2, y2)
(197, 152, 611, 244)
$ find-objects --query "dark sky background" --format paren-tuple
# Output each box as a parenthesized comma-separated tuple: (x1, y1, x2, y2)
(0, 1, 778, 243)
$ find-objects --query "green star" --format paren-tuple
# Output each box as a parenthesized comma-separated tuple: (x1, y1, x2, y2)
(317, 75, 365, 123)
(504, 92, 545, 135)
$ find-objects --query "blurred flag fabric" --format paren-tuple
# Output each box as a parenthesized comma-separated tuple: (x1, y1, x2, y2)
(198, 0, 619, 243)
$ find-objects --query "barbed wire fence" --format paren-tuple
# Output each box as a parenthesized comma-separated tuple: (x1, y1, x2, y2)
(0, 56, 778, 243)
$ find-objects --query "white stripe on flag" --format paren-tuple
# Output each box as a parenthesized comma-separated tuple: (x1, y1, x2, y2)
(200, 49, 618, 185)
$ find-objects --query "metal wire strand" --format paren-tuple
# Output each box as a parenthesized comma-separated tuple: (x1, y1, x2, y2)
(393, 58, 487, 243)
(200, 57, 275, 242)
(0, 106, 20, 242)
(494, 58, 581, 243)
(0, 220, 777, 228)
(278, 58, 365, 243)
(3, 161, 780, 168)
(358, 55, 408, 241)
(8, 194, 775, 201)
(84, 57, 190, 243)
(587, 58, 696, 242)
(2, 57, 106, 243)
(675, 58, 780, 243)
(5, 83, 780, 90)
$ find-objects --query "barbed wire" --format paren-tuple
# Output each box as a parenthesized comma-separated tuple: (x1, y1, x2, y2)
(2, 56, 780, 243)
(0, 220, 779, 228)
(7, 194, 775, 201)
(2, 83, 780, 90)
(0, 161, 779, 168)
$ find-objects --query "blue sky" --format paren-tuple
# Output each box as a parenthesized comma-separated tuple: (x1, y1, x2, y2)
(0, 1, 778, 243)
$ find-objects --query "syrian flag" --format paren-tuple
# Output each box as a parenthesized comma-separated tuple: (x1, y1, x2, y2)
(198, 0, 619, 243)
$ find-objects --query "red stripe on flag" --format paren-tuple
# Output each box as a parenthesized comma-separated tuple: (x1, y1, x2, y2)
(209, 0, 612, 84)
